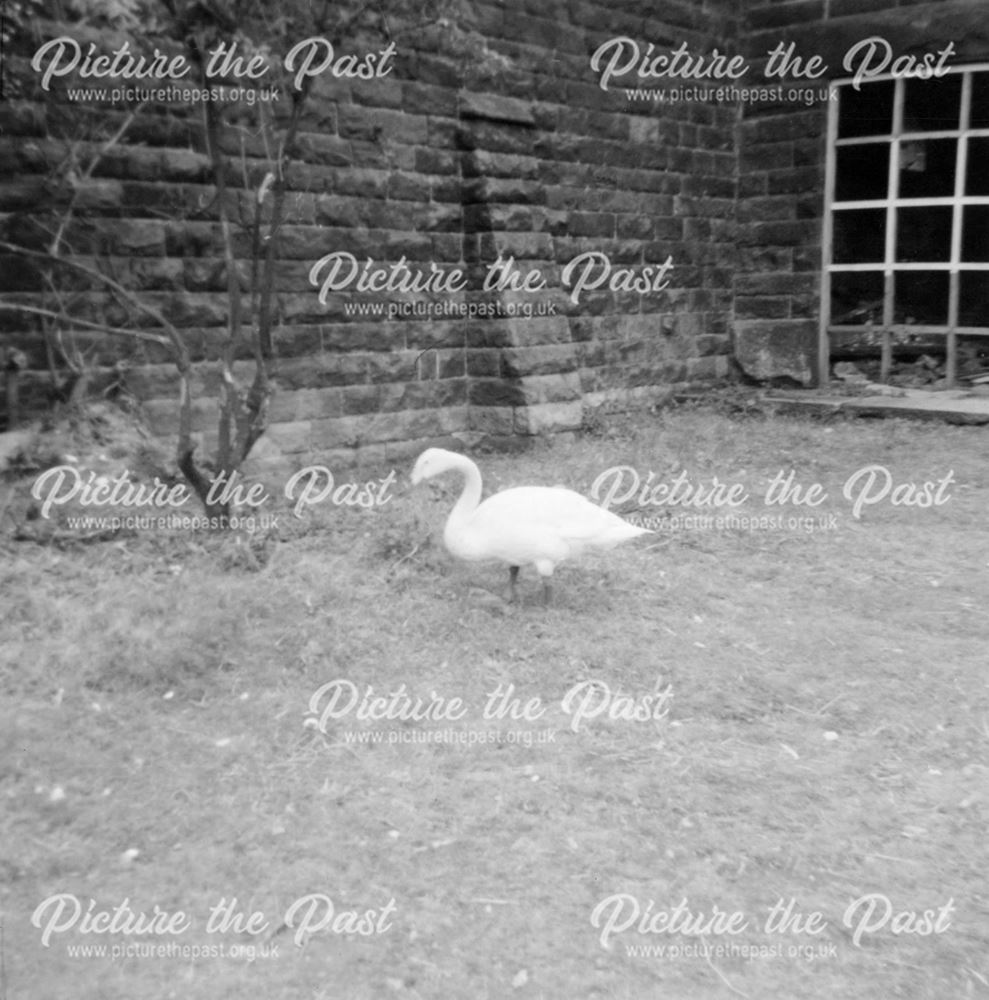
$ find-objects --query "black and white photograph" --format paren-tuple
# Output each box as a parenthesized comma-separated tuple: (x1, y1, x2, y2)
(1, 0, 987, 997)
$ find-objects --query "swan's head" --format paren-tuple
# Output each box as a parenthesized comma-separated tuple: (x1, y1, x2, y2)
(411, 447, 460, 485)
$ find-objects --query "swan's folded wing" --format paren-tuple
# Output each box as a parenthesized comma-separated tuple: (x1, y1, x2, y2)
(478, 487, 643, 554)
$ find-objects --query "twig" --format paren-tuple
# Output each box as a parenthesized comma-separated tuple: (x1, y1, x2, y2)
(965, 966, 989, 989)
(388, 542, 423, 574)
(1, 304, 171, 346)
(701, 941, 750, 998)
(0, 238, 200, 498)
(49, 105, 146, 257)
(785, 693, 845, 718)
(878, 958, 926, 972)
(0, 243, 186, 356)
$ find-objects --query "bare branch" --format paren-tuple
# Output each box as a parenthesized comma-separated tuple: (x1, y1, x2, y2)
(49, 105, 147, 258)
(0, 304, 173, 347)
(0, 241, 190, 370)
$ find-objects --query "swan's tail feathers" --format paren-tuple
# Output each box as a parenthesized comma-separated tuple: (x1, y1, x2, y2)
(601, 521, 653, 547)
(552, 505, 653, 550)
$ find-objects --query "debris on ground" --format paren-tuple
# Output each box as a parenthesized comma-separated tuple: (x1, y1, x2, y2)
(0, 400, 176, 544)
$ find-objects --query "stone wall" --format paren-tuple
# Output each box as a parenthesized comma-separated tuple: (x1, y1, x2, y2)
(6, 2, 989, 467)
(734, 0, 989, 384)
(0, 1, 739, 473)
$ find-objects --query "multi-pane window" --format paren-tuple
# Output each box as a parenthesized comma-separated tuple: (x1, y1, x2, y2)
(823, 67, 989, 383)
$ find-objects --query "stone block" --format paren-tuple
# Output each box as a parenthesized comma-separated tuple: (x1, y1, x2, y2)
(268, 387, 343, 422)
(329, 169, 390, 200)
(466, 349, 502, 378)
(365, 351, 422, 384)
(500, 316, 573, 348)
(569, 212, 615, 238)
(114, 220, 167, 256)
(436, 349, 466, 379)
(389, 172, 432, 202)
(482, 231, 554, 259)
(459, 92, 536, 126)
(363, 406, 463, 444)
(311, 415, 364, 449)
(143, 395, 218, 436)
(404, 323, 467, 351)
(379, 379, 467, 411)
(415, 147, 459, 176)
(617, 215, 654, 240)
(341, 384, 383, 415)
(514, 401, 583, 435)
(468, 378, 527, 407)
(295, 134, 352, 168)
(738, 219, 819, 247)
(500, 345, 578, 378)
(460, 150, 539, 180)
(274, 354, 367, 390)
(265, 420, 313, 455)
(338, 106, 428, 146)
(403, 82, 459, 117)
(768, 166, 823, 196)
(748, 0, 825, 29)
(733, 320, 817, 384)
(735, 272, 816, 296)
(695, 334, 731, 357)
(468, 406, 516, 436)
(735, 296, 791, 319)
(517, 372, 583, 405)
(156, 149, 211, 182)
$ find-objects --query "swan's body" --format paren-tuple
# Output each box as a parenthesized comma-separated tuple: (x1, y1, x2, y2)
(411, 448, 650, 603)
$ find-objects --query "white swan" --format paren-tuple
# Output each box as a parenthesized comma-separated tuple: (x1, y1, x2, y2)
(411, 448, 651, 604)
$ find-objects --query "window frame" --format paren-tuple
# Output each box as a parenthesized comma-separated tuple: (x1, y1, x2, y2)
(820, 63, 989, 385)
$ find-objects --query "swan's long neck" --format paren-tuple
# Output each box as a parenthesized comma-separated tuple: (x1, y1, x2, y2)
(444, 454, 483, 556)
(447, 453, 482, 526)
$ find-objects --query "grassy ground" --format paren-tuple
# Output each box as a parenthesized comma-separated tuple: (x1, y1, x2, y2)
(1, 401, 988, 1000)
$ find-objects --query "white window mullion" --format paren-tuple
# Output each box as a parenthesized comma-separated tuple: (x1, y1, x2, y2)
(819, 84, 840, 386)
(879, 79, 905, 379)
(946, 72, 973, 382)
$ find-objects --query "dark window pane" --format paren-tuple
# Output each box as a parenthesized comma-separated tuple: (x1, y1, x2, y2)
(831, 271, 884, 325)
(894, 271, 948, 324)
(838, 81, 894, 138)
(970, 72, 989, 129)
(959, 272, 989, 326)
(833, 209, 886, 263)
(896, 206, 953, 262)
(959, 335, 989, 367)
(898, 138, 957, 198)
(835, 144, 889, 201)
(962, 206, 989, 262)
(903, 75, 961, 132)
(965, 137, 989, 196)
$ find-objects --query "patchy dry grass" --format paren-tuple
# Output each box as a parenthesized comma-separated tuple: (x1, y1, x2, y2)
(1, 403, 988, 1000)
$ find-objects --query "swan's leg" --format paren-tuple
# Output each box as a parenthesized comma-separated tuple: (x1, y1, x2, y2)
(534, 560, 554, 605)
(508, 565, 520, 603)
